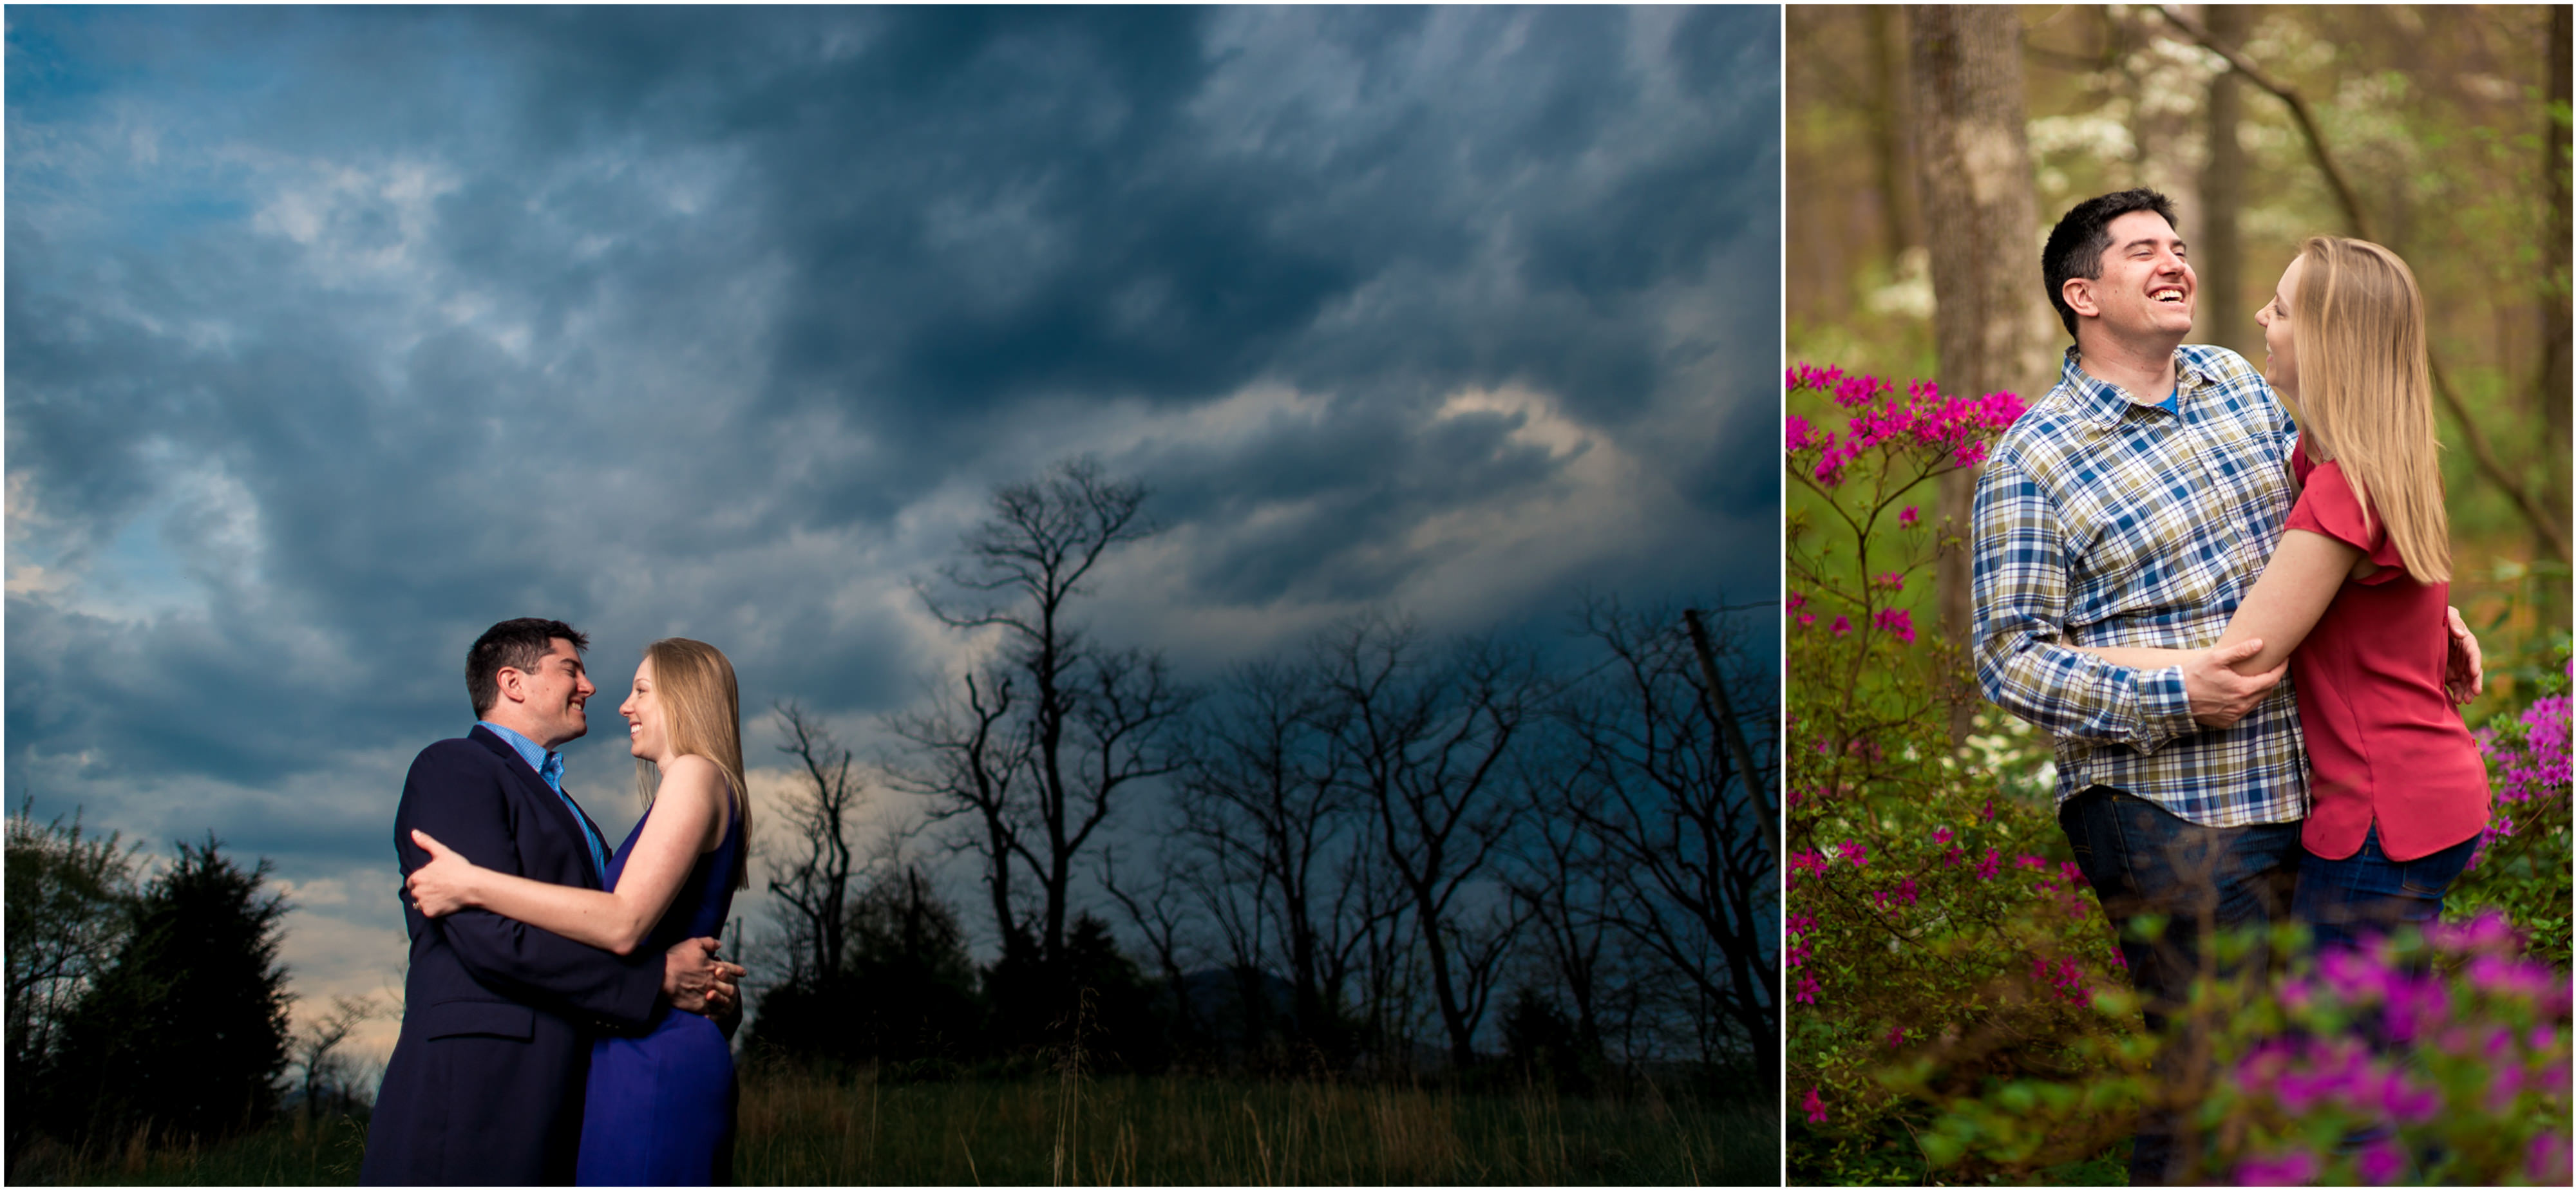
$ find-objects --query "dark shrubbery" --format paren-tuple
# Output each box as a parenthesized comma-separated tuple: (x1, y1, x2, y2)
(34, 836, 293, 1151)
(748, 865, 985, 1073)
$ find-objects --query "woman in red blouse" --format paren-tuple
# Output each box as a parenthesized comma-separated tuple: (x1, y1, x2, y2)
(2083, 234, 2488, 955)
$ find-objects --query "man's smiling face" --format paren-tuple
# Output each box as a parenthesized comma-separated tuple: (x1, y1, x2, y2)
(2082, 209, 2195, 342)
(516, 637, 594, 749)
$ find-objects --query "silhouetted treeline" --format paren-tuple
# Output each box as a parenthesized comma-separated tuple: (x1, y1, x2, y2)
(745, 461, 1778, 1098)
(6, 812, 294, 1166)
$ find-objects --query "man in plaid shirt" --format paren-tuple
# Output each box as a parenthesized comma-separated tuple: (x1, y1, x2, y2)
(1971, 189, 2480, 1183)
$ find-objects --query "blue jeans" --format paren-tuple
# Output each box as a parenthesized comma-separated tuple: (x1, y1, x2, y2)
(2293, 823, 2480, 957)
(2059, 786, 2304, 1186)
(2293, 825, 2478, 1172)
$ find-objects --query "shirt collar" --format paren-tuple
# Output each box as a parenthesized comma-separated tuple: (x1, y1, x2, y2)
(2060, 344, 2210, 428)
(477, 720, 556, 778)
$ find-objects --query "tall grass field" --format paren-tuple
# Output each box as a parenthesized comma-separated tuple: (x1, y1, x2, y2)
(10, 1069, 1776, 1186)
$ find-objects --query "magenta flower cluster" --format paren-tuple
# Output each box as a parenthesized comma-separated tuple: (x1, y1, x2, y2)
(2228, 912, 2572, 1186)
(1786, 592, 1919, 647)
(2468, 677, 2568, 870)
(1785, 363, 2029, 487)
(1791, 823, 2111, 1025)
(2482, 691, 2570, 806)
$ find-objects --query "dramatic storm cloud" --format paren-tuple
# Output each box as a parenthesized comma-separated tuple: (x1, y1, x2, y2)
(6, 6, 1779, 1049)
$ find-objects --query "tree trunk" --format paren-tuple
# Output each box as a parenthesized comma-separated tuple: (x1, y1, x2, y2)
(2200, 4, 2249, 361)
(1866, 6, 1918, 257)
(2543, 3, 2571, 628)
(1908, 5, 2049, 740)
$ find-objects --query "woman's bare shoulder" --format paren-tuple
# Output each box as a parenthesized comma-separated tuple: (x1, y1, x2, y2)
(658, 754, 730, 800)
(656, 754, 734, 843)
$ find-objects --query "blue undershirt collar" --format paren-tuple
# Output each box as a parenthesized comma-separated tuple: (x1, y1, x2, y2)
(477, 720, 609, 879)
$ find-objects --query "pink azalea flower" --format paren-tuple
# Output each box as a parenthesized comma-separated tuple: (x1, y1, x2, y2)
(2530, 1133, 2571, 1185)
(2356, 1140, 2405, 1185)
(2234, 1151, 2320, 1186)
(2381, 1074, 2439, 1124)
(1898, 505, 1919, 527)
(1803, 1086, 1826, 1125)
(1873, 607, 1916, 644)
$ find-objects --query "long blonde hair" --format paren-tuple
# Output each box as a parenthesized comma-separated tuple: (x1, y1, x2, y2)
(633, 637, 751, 888)
(2277, 235, 2451, 583)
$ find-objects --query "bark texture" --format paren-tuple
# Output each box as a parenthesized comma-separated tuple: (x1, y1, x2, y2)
(1907, 5, 2052, 735)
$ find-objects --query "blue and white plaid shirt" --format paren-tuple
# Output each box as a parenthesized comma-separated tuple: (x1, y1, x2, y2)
(1971, 344, 2309, 829)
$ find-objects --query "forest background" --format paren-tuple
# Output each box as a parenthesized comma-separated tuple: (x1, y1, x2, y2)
(1791, 3, 2568, 652)
(1785, 5, 2571, 1183)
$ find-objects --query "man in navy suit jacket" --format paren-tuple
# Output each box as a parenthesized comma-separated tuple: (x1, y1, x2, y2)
(361, 619, 743, 1186)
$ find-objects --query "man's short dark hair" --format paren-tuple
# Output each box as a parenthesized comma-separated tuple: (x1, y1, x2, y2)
(468, 618, 589, 717)
(2042, 189, 2179, 340)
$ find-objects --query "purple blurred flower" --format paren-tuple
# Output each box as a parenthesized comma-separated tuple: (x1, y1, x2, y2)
(2356, 1140, 2405, 1185)
(2234, 1150, 2319, 1186)
(2381, 1074, 2439, 1124)
(2530, 1132, 2571, 1185)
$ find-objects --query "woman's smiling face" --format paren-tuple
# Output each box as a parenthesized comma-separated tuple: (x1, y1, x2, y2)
(2257, 254, 2303, 399)
(618, 656, 668, 762)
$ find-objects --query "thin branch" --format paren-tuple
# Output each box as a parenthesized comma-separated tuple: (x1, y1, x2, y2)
(2154, 3, 2570, 562)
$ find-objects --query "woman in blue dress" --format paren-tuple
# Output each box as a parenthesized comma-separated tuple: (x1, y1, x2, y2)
(406, 637, 749, 1185)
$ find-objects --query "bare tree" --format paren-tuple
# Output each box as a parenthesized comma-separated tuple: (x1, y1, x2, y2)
(1315, 612, 1542, 1071)
(1501, 742, 1618, 1071)
(289, 995, 381, 1117)
(6, 803, 143, 1094)
(1552, 597, 1778, 1083)
(1097, 842, 1212, 1045)
(766, 702, 871, 983)
(912, 458, 1191, 968)
(1170, 656, 1390, 1058)
(889, 670, 1034, 959)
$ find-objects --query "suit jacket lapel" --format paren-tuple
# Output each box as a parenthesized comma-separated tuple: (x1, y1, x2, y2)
(468, 726, 604, 890)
